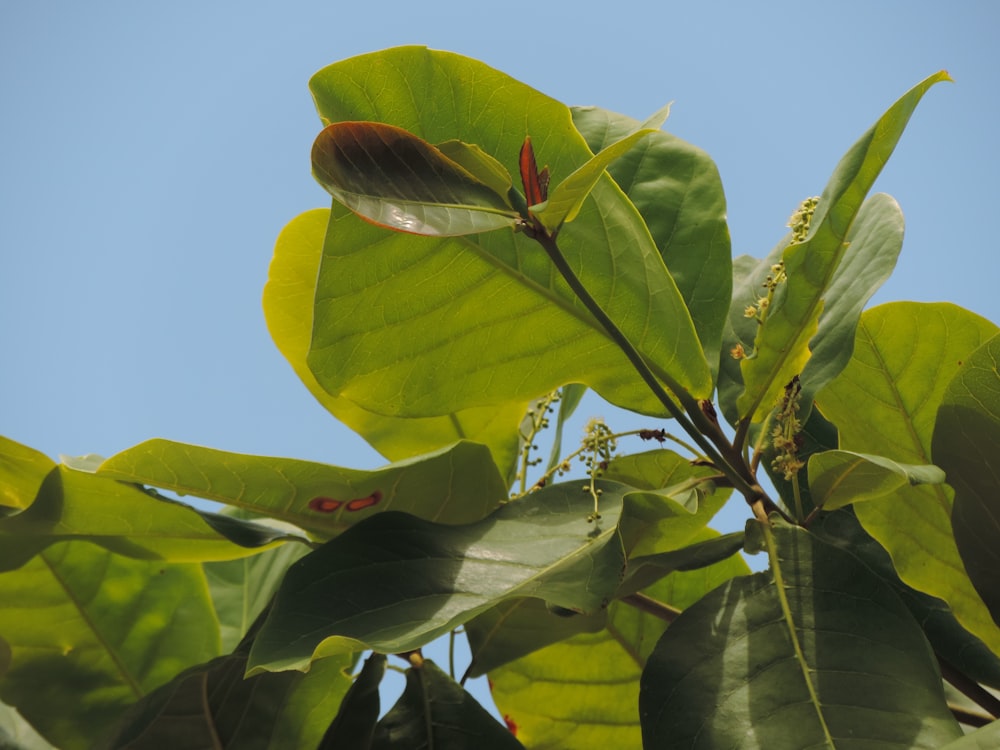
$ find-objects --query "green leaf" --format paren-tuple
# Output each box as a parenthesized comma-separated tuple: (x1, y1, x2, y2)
(247, 480, 630, 673)
(940, 719, 1000, 749)
(808, 449, 947, 511)
(812, 507, 1000, 691)
(933, 332, 1000, 627)
(465, 598, 607, 678)
(0, 438, 51, 517)
(0, 543, 219, 750)
(639, 523, 962, 749)
(532, 127, 656, 230)
(619, 531, 745, 596)
(0, 700, 58, 750)
(102, 628, 354, 750)
(312, 121, 519, 236)
(372, 659, 524, 749)
(571, 105, 732, 374)
(204, 531, 310, 652)
(98, 438, 507, 537)
(815, 301, 1000, 653)
(0, 439, 265, 572)
(306, 46, 711, 420)
(318, 652, 385, 750)
(605, 449, 730, 555)
(264, 208, 526, 474)
(737, 72, 949, 424)
(489, 535, 748, 750)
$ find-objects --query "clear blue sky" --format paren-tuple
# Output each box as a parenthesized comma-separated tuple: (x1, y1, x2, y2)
(2, 0, 998, 722)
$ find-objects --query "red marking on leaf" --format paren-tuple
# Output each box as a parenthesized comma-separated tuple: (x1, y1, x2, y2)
(346, 490, 383, 512)
(308, 497, 343, 513)
(503, 714, 518, 735)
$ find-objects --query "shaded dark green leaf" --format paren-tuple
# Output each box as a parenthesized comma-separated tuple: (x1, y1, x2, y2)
(640, 523, 961, 749)
(318, 652, 385, 750)
(372, 659, 523, 749)
(933, 332, 1000, 628)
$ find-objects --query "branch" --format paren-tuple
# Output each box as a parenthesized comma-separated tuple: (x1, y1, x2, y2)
(938, 656, 1000, 719)
(621, 592, 681, 623)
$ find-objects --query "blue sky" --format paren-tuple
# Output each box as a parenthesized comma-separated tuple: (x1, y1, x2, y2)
(2, 0, 998, 724)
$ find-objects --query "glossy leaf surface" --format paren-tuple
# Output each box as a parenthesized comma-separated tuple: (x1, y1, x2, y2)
(738, 72, 948, 423)
(0, 543, 218, 749)
(816, 302, 1000, 651)
(264, 208, 526, 473)
(312, 121, 519, 236)
(640, 523, 961, 749)
(248, 480, 630, 673)
(933, 333, 1000, 626)
(571, 105, 732, 372)
(98, 438, 507, 537)
(305, 46, 711, 419)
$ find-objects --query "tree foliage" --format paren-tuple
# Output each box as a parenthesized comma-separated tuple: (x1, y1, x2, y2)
(3, 46, 1000, 749)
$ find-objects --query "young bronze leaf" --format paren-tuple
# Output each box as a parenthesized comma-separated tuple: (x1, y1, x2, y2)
(312, 122, 519, 236)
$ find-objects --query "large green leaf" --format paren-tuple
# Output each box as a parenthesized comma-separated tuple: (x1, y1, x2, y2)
(737, 72, 948, 424)
(816, 301, 1000, 652)
(312, 122, 520, 236)
(98, 438, 507, 538)
(264, 208, 526, 474)
(808, 449, 946, 511)
(639, 523, 962, 749)
(812, 507, 1000, 691)
(0, 437, 267, 572)
(933, 333, 1000, 627)
(489, 535, 748, 750)
(372, 659, 524, 749)
(102, 626, 354, 750)
(247, 480, 631, 674)
(305, 46, 711, 420)
(571, 105, 732, 372)
(0, 542, 219, 750)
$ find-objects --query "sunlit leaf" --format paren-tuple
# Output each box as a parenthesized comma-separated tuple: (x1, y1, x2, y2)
(808, 449, 946, 511)
(0, 543, 219, 750)
(639, 523, 962, 749)
(940, 719, 1000, 749)
(816, 301, 1000, 652)
(264, 208, 526, 474)
(571, 105, 732, 374)
(0, 438, 268, 572)
(305, 46, 711, 420)
(98, 438, 507, 538)
(312, 121, 519, 236)
(933, 332, 1000, 627)
(0, 700, 57, 750)
(531, 127, 656, 230)
(737, 72, 949, 424)
(247, 480, 630, 673)
(372, 659, 523, 749)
